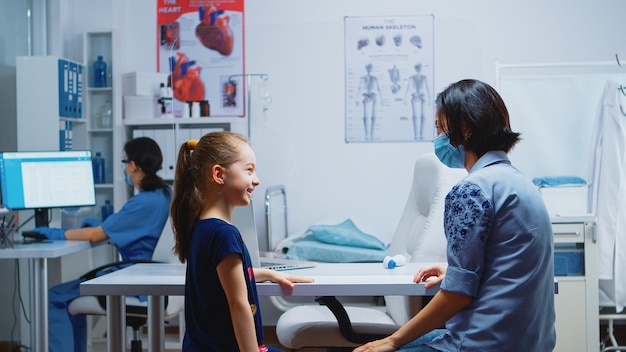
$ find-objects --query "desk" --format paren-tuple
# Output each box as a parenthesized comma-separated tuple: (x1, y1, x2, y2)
(0, 240, 97, 352)
(80, 262, 442, 352)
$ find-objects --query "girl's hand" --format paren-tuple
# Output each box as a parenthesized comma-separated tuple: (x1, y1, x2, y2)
(253, 268, 314, 289)
(413, 265, 446, 289)
(353, 336, 397, 352)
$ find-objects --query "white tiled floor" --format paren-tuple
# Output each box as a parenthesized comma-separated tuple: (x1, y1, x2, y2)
(89, 327, 326, 352)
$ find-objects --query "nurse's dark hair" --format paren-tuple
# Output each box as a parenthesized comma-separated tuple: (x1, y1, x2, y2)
(123, 137, 169, 194)
(171, 131, 250, 263)
(436, 79, 521, 157)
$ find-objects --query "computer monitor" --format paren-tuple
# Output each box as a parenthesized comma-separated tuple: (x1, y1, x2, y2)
(0, 150, 96, 227)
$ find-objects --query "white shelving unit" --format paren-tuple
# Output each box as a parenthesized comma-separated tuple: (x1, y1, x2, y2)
(82, 31, 128, 351)
(552, 216, 598, 352)
(83, 31, 117, 219)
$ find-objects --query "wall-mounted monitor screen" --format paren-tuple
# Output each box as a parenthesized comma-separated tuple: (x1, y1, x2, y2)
(0, 150, 96, 226)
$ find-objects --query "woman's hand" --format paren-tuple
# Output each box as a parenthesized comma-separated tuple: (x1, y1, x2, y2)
(353, 336, 398, 352)
(253, 268, 314, 289)
(414, 265, 446, 289)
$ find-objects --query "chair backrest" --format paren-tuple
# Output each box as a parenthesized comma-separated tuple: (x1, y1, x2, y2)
(152, 217, 178, 263)
(151, 217, 185, 321)
(385, 152, 467, 325)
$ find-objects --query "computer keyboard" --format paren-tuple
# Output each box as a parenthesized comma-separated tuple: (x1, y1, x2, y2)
(22, 231, 49, 241)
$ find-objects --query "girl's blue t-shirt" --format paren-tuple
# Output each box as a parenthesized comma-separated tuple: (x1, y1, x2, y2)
(183, 218, 264, 351)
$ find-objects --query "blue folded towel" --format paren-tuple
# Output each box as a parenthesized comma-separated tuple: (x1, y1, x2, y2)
(532, 176, 587, 188)
(305, 219, 388, 250)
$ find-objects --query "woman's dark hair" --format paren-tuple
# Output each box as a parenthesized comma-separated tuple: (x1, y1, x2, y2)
(436, 79, 521, 157)
(124, 137, 169, 194)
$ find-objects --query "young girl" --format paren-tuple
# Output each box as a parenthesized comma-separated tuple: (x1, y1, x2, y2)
(171, 131, 313, 351)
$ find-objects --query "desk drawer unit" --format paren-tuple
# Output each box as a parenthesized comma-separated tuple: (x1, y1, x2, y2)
(551, 217, 597, 352)
(553, 222, 584, 243)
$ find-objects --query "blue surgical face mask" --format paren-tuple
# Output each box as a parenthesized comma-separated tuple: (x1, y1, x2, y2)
(122, 167, 133, 186)
(434, 132, 465, 169)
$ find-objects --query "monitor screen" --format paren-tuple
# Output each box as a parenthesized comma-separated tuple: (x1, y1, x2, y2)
(0, 150, 96, 226)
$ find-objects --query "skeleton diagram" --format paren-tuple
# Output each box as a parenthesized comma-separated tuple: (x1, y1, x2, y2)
(404, 63, 430, 140)
(356, 63, 382, 140)
(388, 65, 401, 94)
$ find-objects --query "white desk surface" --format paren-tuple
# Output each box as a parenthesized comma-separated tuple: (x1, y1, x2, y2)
(80, 261, 443, 352)
(0, 239, 94, 258)
(80, 262, 442, 297)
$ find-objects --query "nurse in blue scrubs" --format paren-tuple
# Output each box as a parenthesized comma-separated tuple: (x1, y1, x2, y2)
(33, 137, 172, 352)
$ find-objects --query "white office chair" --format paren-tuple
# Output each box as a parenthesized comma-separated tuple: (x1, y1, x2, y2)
(275, 152, 466, 350)
(68, 219, 185, 352)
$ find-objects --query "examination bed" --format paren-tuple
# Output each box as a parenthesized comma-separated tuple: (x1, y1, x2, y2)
(265, 185, 389, 264)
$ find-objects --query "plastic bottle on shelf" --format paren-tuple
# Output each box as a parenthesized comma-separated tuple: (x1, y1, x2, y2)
(61, 207, 92, 229)
(101, 200, 114, 222)
(93, 55, 107, 88)
(158, 82, 173, 118)
(182, 101, 191, 118)
(61, 207, 81, 229)
(98, 101, 112, 128)
(383, 254, 407, 269)
(92, 152, 105, 184)
(191, 101, 200, 118)
(166, 81, 173, 116)
(200, 100, 210, 117)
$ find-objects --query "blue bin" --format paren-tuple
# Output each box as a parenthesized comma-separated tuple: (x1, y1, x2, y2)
(554, 249, 583, 276)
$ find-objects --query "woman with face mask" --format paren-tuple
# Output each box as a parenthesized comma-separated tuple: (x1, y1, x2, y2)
(354, 79, 556, 352)
(33, 137, 172, 352)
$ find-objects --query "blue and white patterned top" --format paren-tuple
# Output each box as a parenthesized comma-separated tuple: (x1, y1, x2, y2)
(428, 151, 556, 352)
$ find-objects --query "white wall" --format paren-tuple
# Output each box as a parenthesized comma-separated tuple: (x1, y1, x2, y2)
(63, 0, 624, 250)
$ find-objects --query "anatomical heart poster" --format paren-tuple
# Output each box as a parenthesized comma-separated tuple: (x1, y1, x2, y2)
(157, 0, 245, 117)
(345, 15, 434, 143)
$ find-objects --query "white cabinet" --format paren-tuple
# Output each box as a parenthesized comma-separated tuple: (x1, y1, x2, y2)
(15, 56, 87, 152)
(552, 217, 598, 352)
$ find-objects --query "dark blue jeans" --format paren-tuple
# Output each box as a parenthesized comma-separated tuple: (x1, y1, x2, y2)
(396, 329, 447, 352)
(48, 278, 87, 352)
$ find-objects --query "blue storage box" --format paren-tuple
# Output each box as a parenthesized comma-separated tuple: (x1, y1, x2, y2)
(554, 249, 583, 276)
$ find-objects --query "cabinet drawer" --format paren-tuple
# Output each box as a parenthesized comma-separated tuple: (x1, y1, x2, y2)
(552, 223, 584, 243)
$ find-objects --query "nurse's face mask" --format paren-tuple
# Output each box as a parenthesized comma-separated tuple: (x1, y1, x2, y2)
(121, 159, 134, 186)
(433, 132, 465, 169)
